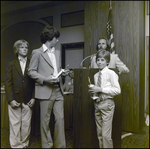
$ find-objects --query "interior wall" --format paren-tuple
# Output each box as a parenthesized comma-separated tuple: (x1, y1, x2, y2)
(1, 1, 146, 133)
(1, 21, 45, 82)
(1, 1, 85, 82)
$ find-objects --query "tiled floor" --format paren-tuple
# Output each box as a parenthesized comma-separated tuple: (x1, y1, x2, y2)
(1, 126, 149, 148)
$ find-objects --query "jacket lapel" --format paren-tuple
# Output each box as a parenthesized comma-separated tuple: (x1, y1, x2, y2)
(14, 59, 24, 77)
(41, 47, 53, 68)
(55, 50, 60, 72)
(23, 59, 30, 78)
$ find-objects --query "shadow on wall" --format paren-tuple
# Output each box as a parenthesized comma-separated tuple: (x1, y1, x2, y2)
(1, 21, 45, 83)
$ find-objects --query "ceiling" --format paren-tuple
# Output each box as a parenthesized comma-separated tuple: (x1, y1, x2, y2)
(1, 1, 73, 16)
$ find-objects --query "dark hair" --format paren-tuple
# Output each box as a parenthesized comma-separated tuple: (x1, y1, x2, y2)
(96, 37, 111, 51)
(40, 26, 60, 43)
(13, 39, 29, 56)
(96, 49, 110, 64)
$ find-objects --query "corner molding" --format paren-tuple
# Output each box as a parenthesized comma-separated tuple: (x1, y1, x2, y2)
(1, 19, 49, 34)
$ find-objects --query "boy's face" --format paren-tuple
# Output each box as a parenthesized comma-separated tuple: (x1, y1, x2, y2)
(96, 57, 107, 70)
(51, 37, 59, 47)
(18, 43, 28, 57)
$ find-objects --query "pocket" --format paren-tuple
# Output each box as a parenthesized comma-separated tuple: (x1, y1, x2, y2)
(108, 99, 115, 110)
(97, 100, 108, 110)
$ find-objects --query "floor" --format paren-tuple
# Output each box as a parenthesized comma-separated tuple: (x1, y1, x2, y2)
(1, 125, 149, 148)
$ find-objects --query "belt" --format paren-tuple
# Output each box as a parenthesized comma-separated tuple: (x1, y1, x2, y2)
(53, 82, 60, 87)
(96, 98, 112, 103)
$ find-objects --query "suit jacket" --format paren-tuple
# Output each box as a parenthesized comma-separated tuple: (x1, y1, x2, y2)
(90, 53, 129, 74)
(5, 58, 35, 104)
(28, 46, 64, 99)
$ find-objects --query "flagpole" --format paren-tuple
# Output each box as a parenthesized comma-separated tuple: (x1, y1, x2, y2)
(110, 0, 112, 10)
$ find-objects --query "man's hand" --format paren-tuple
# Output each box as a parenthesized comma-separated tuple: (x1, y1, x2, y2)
(10, 100, 20, 108)
(118, 67, 129, 75)
(27, 98, 35, 108)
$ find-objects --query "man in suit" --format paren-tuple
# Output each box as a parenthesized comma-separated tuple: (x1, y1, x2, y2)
(90, 37, 129, 74)
(90, 37, 129, 148)
(5, 39, 35, 148)
(28, 26, 68, 148)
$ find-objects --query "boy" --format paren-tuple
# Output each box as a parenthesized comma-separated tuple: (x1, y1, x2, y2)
(28, 26, 69, 148)
(5, 39, 35, 148)
(89, 49, 121, 148)
(90, 37, 129, 74)
(90, 37, 129, 148)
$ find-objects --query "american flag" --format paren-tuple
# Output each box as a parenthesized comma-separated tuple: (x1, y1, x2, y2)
(107, 8, 115, 54)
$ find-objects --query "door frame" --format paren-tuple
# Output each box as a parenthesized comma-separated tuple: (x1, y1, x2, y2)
(61, 42, 84, 69)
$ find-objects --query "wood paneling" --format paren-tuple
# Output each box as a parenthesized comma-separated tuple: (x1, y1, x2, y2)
(73, 69, 99, 148)
(84, 1, 145, 133)
(64, 94, 73, 129)
(1, 92, 9, 129)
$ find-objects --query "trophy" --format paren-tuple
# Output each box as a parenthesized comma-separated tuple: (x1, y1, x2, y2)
(88, 77, 99, 100)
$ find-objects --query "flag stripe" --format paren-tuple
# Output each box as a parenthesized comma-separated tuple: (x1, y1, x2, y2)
(107, 8, 115, 53)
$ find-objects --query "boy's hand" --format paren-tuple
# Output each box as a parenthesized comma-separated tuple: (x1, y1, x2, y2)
(62, 69, 70, 76)
(27, 98, 35, 108)
(62, 64, 70, 77)
(44, 76, 59, 84)
(88, 85, 102, 93)
(10, 100, 20, 108)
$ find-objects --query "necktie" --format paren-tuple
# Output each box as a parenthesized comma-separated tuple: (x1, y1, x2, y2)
(97, 70, 102, 102)
(97, 70, 102, 87)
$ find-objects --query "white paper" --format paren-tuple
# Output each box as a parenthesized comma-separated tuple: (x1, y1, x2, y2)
(52, 69, 64, 79)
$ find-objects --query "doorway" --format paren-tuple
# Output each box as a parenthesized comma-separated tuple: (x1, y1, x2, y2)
(61, 42, 84, 88)
(61, 42, 84, 130)
(61, 42, 84, 69)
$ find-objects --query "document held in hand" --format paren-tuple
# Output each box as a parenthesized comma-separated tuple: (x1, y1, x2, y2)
(52, 69, 65, 79)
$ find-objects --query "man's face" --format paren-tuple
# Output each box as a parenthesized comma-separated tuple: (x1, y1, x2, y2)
(97, 39, 107, 51)
(18, 43, 28, 57)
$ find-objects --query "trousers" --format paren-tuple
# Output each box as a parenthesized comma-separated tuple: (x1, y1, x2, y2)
(39, 87, 66, 148)
(8, 103, 32, 148)
(94, 99, 115, 148)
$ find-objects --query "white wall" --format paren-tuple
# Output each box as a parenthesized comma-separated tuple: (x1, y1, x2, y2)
(1, 1, 85, 82)
(50, 1, 85, 52)
(2, 1, 85, 51)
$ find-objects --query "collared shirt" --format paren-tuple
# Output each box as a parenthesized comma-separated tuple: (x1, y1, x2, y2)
(18, 55, 27, 75)
(42, 44, 58, 77)
(94, 66, 121, 100)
